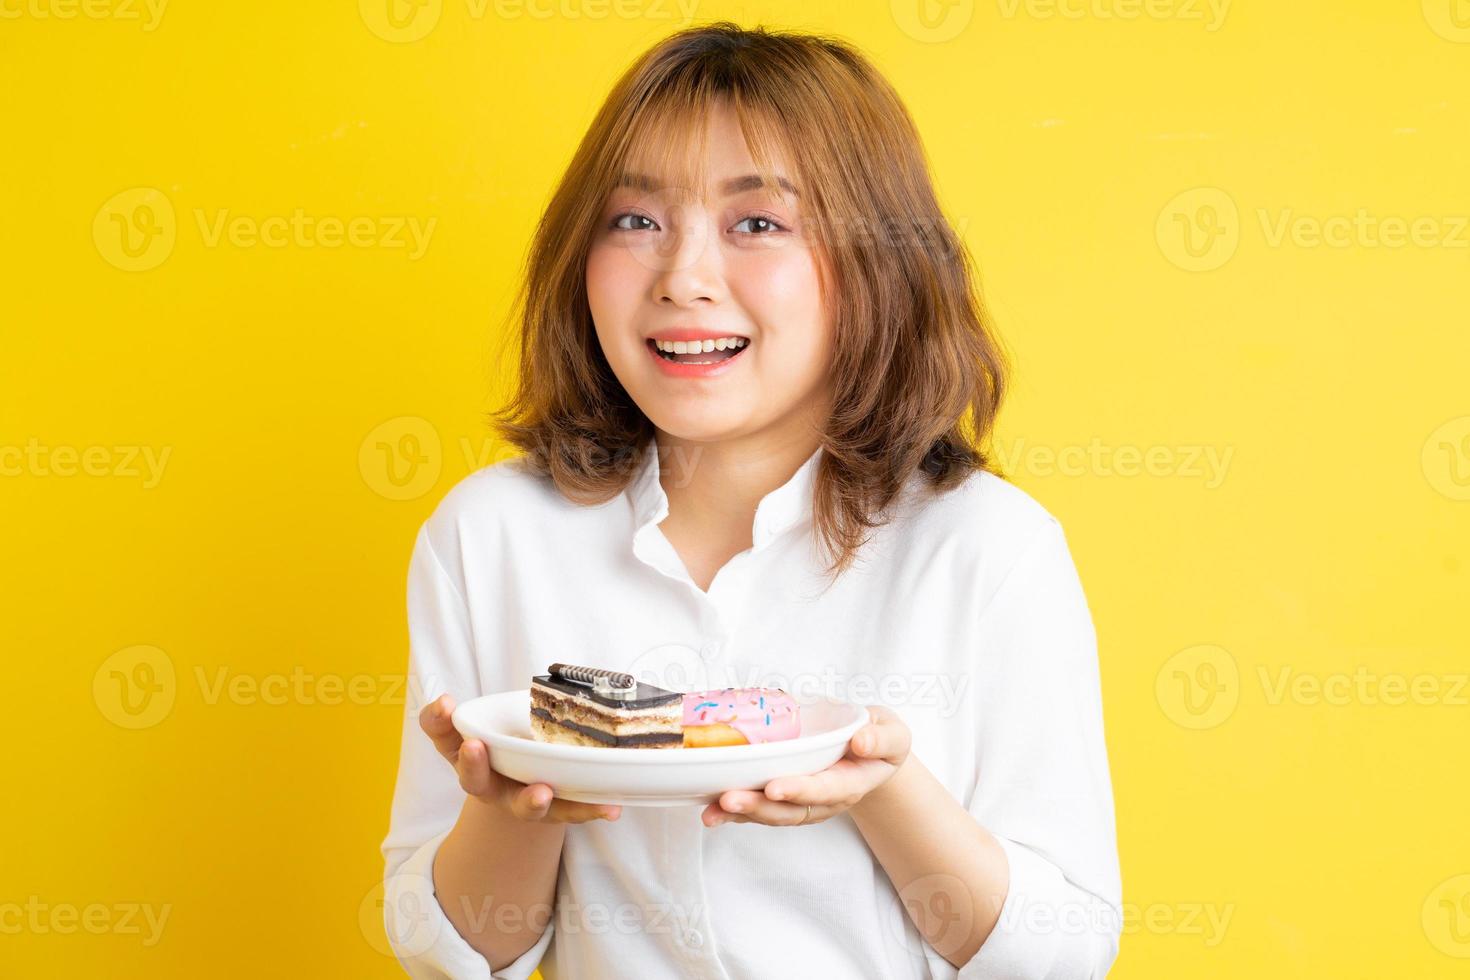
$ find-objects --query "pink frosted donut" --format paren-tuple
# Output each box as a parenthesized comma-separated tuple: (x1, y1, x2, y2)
(682, 687, 800, 747)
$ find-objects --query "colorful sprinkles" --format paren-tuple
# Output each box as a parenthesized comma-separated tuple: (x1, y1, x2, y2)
(681, 686, 801, 744)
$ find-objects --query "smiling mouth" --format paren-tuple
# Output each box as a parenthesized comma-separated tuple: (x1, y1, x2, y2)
(647, 337, 750, 365)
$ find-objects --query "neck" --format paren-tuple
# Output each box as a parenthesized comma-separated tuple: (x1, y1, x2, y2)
(653, 428, 822, 543)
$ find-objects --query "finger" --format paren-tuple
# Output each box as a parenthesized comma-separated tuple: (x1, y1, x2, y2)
(419, 694, 464, 761)
(455, 738, 494, 797)
(506, 782, 554, 820)
(714, 791, 831, 826)
(705, 798, 813, 827)
(850, 707, 911, 764)
(545, 799, 623, 824)
(419, 693, 457, 734)
(762, 774, 817, 802)
(848, 723, 880, 757)
(763, 762, 867, 807)
(719, 790, 801, 823)
(702, 800, 774, 826)
(506, 784, 620, 824)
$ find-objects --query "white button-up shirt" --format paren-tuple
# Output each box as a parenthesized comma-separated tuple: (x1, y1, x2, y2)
(381, 444, 1122, 979)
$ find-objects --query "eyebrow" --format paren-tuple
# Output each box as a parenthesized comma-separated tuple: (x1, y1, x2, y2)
(615, 172, 800, 198)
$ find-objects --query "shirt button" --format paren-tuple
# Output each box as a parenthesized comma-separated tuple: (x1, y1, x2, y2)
(685, 928, 704, 948)
(700, 641, 721, 661)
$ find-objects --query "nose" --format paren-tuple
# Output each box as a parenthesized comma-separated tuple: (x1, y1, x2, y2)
(649, 202, 723, 308)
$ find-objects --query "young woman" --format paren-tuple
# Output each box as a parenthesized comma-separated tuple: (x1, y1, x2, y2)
(381, 22, 1120, 980)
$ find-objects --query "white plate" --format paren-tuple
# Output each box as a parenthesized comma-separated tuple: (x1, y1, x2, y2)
(452, 689, 869, 807)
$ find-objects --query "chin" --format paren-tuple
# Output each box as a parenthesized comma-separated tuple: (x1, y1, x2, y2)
(648, 417, 743, 443)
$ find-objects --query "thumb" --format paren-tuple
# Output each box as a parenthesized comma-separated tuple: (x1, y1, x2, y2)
(853, 706, 909, 762)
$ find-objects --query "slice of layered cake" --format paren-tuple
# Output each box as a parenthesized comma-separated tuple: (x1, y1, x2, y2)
(530, 663, 684, 749)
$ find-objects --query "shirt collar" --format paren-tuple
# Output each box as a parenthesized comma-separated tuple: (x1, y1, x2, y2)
(627, 442, 824, 552)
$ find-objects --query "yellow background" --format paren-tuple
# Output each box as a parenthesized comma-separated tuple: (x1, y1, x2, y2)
(3, 0, 1467, 976)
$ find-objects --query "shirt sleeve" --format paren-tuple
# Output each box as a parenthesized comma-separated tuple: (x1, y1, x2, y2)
(950, 518, 1123, 980)
(378, 523, 554, 980)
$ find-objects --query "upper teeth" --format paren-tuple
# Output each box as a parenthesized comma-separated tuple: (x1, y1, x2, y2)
(655, 337, 748, 354)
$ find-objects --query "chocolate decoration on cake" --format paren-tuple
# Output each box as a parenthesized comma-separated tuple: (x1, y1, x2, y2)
(540, 663, 682, 711)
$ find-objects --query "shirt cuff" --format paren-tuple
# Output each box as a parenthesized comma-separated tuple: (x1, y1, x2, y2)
(953, 835, 1119, 980)
(385, 827, 555, 980)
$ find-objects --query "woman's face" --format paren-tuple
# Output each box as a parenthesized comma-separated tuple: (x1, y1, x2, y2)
(586, 102, 835, 447)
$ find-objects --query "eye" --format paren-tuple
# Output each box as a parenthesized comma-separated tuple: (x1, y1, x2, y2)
(610, 211, 659, 232)
(732, 214, 785, 235)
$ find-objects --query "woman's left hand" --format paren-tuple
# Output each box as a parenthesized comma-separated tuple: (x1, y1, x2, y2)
(701, 705, 911, 828)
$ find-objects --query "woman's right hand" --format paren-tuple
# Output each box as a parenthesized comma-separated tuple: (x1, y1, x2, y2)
(420, 693, 621, 824)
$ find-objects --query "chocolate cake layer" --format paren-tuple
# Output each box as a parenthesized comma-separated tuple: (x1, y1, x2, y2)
(531, 707, 683, 748)
(530, 688, 680, 732)
(530, 674, 683, 751)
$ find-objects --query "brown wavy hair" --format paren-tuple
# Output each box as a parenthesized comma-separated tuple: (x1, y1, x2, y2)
(489, 21, 1009, 579)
